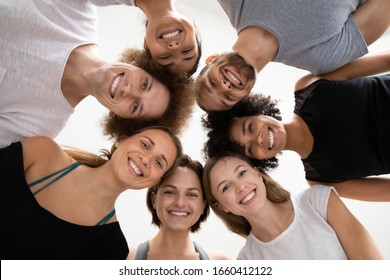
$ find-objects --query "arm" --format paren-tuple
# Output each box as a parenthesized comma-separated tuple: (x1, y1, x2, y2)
(327, 190, 384, 259)
(295, 50, 390, 90)
(352, 0, 390, 46)
(308, 176, 390, 202)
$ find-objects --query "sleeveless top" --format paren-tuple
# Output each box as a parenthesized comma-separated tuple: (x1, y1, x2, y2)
(134, 240, 210, 260)
(0, 142, 128, 259)
(294, 75, 390, 182)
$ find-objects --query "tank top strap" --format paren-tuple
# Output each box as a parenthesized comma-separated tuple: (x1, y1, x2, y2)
(194, 242, 210, 260)
(96, 209, 116, 226)
(134, 241, 149, 260)
(28, 162, 82, 195)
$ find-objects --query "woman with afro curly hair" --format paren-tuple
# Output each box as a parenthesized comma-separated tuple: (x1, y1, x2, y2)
(202, 50, 390, 202)
(102, 48, 196, 139)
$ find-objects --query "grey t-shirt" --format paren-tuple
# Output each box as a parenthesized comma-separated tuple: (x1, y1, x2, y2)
(218, 0, 367, 74)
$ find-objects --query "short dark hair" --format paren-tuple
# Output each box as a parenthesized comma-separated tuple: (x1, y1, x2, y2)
(201, 93, 282, 171)
(102, 48, 196, 139)
(146, 154, 210, 233)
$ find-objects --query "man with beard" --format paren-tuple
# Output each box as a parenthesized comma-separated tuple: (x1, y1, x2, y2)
(195, 0, 390, 112)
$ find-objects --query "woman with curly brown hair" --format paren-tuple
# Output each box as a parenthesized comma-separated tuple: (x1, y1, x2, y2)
(202, 50, 390, 202)
(102, 48, 196, 139)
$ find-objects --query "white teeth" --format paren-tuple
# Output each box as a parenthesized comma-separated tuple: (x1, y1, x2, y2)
(170, 211, 188, 216)
(268, 129, 274, 150)
(241, 190, 255, 204)
(226, 70, 241, 85)
(162, 30, 180, 39)
(110, 74, 122, 98)
(129, 159, 142, 176)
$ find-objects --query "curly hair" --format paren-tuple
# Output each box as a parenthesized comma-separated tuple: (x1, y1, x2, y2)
(101, 48, 196, 139)
(201, 93, 282, 171)
(146, 154, 210, 233)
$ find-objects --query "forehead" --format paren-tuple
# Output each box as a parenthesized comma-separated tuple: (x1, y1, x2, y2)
(160, 167, 202, 189)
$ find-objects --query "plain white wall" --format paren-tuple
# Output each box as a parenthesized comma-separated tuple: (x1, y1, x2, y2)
(55, 0, 390, 259)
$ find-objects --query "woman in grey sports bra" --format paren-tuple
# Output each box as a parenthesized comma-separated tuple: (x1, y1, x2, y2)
(127, 155, 230, 260)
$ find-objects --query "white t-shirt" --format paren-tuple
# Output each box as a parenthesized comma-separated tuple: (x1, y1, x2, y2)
(237, 185, 348, 260)
(0, 0, 135, 148)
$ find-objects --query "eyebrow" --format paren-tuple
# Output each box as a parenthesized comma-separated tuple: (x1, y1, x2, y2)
(145, 136, 168, 168)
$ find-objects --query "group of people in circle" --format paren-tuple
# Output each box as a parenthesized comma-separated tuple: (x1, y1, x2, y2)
(1, 0, 389, 260)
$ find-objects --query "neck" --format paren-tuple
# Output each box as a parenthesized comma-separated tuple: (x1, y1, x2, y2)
(61, 44, 103, 107)
(284, 114, 314, 159)
(136, 0, 175, 18)
(248, 200, 293, 242)
(232, 26, 278, 73)
(148, 228, 197, 259)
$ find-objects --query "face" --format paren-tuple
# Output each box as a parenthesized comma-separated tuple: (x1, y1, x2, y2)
(196, 53, 256, 111)
(145, 14, 199, 75)
(153, 167, 205, 232)
(111, 129, 178, 190)
(209, 156, 266, 217)
(92, 62, 169, 119)
(229, 115, 287, 160)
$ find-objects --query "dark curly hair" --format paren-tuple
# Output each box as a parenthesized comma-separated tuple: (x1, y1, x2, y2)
(101, 48, 196, 139)
(146, 154, 210, 233)
(201, 93, 282, 171)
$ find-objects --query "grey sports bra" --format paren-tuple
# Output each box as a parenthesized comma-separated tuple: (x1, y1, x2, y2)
(134, 240, 210, 260)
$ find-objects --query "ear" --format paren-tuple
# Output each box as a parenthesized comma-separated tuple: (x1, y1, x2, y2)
(109, 111, 120, 119)
(151, 192, 157, 209)
(130, 60, 138, 66)
(215, 202, 230, 213)
(205, 54, 219, 65)
(143, 38, 148, 49)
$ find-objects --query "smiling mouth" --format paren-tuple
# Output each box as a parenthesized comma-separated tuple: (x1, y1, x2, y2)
(268, 129, 274, 150)
(169, 211, 189, 217)
(240, 190, 255, 205)
(129, 158, 143, 176)
(110, 73, 124, 98)
(224, 69, 242, 88)
(161, 30, 180, 39)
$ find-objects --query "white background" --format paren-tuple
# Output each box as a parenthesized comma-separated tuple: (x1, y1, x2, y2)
(55, 0, 390, 259)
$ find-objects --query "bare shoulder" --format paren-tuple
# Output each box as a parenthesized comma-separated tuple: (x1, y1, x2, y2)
(206, 248, 231, 260)
(22, 137, 66, 167)
(294, 74, 320, 91)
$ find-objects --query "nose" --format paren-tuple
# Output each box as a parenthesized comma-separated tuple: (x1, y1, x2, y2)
(256, 132, 263, 147)
(174, 193, 185, 207)
(222, 80, 232, 90)
(139, 153, 151, 168)
(235, 183, 247, 194)
(124, 83, 142, 97)
(168, 41, 180, 49)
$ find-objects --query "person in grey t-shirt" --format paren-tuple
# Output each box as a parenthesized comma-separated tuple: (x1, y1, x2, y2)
(195, 0, 390, 112)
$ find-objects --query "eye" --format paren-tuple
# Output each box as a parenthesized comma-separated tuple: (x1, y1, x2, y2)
(141, 140, 149, 150)
(248, 123, 254, 134)
(131, 102, 139, 113)
(209, 78, 216, 87)
(141, 79, 149, 91)
(221, 184, 231, 193)
(163, 190, 174, 195)
(239, 170, 247, 177)
(160, 54, 171, 60)
(248, 144, 254, 156)
(188, 192, 199, 198)
(225, 94, 234, 101)
(182, 48, 192, 54)
(155, 159, 163, 169)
